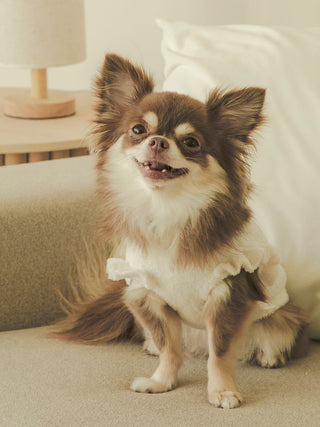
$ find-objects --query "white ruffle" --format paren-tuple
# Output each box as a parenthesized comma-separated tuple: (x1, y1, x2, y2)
(106, 219, 289, 326)
(210, 221, 289, 319)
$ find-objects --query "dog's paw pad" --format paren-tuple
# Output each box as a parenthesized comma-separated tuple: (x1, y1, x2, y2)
(208, 390, 242, 409)
(130, 377, 171, 393)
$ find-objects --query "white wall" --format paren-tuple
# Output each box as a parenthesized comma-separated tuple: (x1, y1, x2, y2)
(0, 0, 319, 91)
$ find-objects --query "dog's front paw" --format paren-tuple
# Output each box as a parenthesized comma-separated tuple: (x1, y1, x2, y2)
(130, 377, 173, 393)
(208, 390, 243, 409)
(106, 258, 131, 281)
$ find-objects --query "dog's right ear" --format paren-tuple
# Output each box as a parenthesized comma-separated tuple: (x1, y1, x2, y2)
(91, 54, 154, 153)
(95, 54, 154, 115)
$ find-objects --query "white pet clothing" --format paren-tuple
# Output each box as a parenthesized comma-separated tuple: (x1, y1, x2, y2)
(107, 219, 289, 329)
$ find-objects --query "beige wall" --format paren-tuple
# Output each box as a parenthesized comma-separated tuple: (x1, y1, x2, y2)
(0, 0, 319, 91)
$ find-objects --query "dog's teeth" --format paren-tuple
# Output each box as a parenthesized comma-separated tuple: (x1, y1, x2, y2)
(145, 166, 150, 170)
(143, 162, 149, 166)
(161, 169, 167, 173)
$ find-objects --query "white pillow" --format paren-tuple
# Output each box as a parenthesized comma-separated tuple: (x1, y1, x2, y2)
(158, 20, 320, 339)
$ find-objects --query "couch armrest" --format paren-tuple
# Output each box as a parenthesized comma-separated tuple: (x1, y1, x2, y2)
(0, 156, 107, 332)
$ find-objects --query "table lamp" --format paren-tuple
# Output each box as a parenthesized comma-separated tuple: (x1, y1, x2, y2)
(0, 0, 86, 119)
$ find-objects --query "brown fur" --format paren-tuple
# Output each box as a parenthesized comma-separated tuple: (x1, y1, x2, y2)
(178, 195, 251, 268)
(92, 54, 154, 154)
(206, 310, 253, 408)
(94, 173, 148, 251)
(52, 278, 141, 344)
(92, 55, 265, 266)
(177, 88, 265, 268)
(125, 287, 182, 392)
(205, 276, 258, 407)
(263, 303, 309, 356)
(206, 88, 265, 201)
(205, 270, 265, 357)
(125, 288, 168, 350)
(54, 56, 308, 403)
(248, 302, 309, 367)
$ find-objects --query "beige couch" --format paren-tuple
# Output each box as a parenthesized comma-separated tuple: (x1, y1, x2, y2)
(1, 156, 319, 426)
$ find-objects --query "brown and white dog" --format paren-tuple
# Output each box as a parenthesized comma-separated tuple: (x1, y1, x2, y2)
(56, 54, 308, 408)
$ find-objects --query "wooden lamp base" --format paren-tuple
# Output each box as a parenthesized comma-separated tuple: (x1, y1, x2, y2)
(3, 68, 76, 119)
(4, 90, 76, 119)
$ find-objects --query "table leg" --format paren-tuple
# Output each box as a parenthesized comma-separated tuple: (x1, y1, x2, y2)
(29, 152, 50, 162)
(0, 155, 4, 166)
(4, 153, 27, 165)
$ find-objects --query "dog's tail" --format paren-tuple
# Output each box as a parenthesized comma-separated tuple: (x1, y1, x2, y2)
(50, 236, 142, 344)
(52, 277, 142, 343)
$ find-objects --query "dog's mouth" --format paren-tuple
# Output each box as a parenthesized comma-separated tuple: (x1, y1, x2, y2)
(135, 159, 189, 180)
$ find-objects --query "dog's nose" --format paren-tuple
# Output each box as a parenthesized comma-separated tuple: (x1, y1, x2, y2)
(148, 137, 169, 152)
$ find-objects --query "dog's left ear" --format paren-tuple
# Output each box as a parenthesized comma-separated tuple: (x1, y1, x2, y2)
(206, 88, 265, 143)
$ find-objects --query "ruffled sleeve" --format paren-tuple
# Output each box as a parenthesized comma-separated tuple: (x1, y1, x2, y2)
(212, 220, 289, 320)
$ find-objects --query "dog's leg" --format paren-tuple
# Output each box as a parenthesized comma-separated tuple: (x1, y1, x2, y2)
(204, 270, 262, 408)
(125, 287, 182, 393)
(142, 328, 160, 356)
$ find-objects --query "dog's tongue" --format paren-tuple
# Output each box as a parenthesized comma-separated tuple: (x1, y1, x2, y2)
(149, 161, 166, 171)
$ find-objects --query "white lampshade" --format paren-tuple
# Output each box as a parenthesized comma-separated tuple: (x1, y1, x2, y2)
(0, 0, 86, 68)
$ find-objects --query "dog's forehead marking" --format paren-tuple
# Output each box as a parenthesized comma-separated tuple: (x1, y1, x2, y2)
(174, 123, 195, 137)
(143, 111, 158, 129)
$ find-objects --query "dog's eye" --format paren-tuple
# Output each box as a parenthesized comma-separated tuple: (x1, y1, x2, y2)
(183, 137, 199, 148)
(132, 124, 147, 135)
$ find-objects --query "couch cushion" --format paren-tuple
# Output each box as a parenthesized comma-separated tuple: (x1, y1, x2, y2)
(1, 327, 320, 426)
(0, 156, 107, 331)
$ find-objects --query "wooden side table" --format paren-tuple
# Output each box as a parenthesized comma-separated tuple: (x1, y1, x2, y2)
(0, 88, 94, 166)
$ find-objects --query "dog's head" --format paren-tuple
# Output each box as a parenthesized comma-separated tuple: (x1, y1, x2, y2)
(92, 54, 265, 255)
(93, 54, 264, 193)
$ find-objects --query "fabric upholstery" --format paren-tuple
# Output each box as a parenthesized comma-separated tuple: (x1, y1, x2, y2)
(0, 156, 107, 331)
(1, 327, 319, 426)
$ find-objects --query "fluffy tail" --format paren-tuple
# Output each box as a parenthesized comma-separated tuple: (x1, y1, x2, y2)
(52, 277, 142, 343)
(284, 303, 310, 360)
(245, 302, 309, 368)
(50, 231, 141, 344)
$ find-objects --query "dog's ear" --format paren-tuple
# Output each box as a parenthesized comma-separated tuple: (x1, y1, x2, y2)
(95, 54, 154, 115)
(206, 88, 265, 144)
(91, 54, 154, 153)
(206, 88, 265, 200)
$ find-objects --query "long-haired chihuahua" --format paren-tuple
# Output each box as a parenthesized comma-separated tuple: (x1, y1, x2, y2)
(56, 54, 308, 409)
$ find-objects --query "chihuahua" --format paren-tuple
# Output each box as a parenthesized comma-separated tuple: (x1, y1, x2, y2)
(57, 54, 308, 408)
